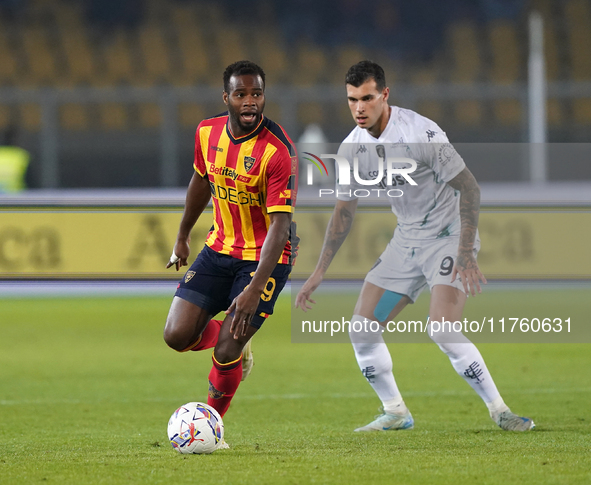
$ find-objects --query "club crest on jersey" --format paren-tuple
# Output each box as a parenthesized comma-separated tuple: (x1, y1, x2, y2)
(376, 144, 386, 159)
(243, 156, 256, 172)
(184, 271, 196, 283)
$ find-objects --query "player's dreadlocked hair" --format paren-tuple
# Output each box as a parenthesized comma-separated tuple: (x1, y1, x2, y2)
(345, 60, 386, 91)
(223, 60, 266, 93)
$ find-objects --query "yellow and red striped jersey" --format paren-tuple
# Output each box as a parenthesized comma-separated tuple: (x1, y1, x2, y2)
(194, 112, 298, 264)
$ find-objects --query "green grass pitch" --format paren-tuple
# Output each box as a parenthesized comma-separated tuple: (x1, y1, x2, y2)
(1, 289, 590, 484)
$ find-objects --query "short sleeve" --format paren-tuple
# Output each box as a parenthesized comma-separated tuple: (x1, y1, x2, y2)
(266, 149, 297, 213)
(193, 126, 207, 177)
(412, 127, 465, 183)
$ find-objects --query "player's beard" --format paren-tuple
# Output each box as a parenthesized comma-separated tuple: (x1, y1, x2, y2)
(228, 104, 264, 134)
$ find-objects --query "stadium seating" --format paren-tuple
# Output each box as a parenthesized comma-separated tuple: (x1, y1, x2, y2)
(489, 20, 522, 125)
(0, 0, 589, 133)
(0, 20, 18, 87)
(448, 21, 483, 126)
(535, 0, 564, 125)
(565, 0, 591, 123)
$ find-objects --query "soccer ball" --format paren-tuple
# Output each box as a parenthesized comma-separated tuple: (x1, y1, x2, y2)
(167, 402, 224, 454)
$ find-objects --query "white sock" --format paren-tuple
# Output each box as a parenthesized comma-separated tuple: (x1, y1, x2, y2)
(486, 396, 509, 417)
(349, 314, 403, 405)
(429, 323, 502, 406)
(383, 396, 408, 415)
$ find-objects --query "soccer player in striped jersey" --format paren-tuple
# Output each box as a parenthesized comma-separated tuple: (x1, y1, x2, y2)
(164, 61, 298, 446)
(296, 60, 534, 432)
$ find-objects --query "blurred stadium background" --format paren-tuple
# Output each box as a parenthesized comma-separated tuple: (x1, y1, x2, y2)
(0, 0, 590, 189)
(1, 6, 589, 481)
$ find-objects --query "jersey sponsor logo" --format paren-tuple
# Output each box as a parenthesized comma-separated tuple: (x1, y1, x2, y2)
(243, 156, 256, 172)
(208, 181, 264, 206)
(291, 155, 298, 175)
(438, 143, 456, 166)
(184, 270, 196, 283)
(279, 189, 292, 199)
(370, 173, 408, 187)
(209, 163, 251, 182)
(210, 145, 224, 152)
(426, 129, 437, 141)
(368, 164, 412, 187)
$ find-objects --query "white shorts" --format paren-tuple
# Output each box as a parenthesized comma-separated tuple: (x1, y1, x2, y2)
(365, 236, 480, 302)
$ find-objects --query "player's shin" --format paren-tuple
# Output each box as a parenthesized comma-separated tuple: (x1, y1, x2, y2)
(207, 352, 243, 417)
(428, 324, 536, 430)
(349, 314, 407, 414)
(429, 327, 502, 405)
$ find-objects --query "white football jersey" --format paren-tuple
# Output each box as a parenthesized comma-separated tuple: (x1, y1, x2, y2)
(336, 106, 467, 242)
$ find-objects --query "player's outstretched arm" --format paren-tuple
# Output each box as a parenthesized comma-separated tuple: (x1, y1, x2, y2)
(295, 198, 358, 311)
(227, 212, 292, 339)
(166, 172, 211, 271)
(446, 167, 487, 296)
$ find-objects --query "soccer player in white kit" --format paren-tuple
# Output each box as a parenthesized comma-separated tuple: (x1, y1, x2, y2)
(295, 60, 534, 432)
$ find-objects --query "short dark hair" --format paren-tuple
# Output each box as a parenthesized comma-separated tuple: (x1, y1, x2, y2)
(345, 60, 386, 91)
(223, 60, 266, 93)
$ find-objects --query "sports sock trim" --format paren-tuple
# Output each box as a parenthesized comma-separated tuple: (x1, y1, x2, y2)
(212, 351, 242, 369)
(179, 335, 202, 352)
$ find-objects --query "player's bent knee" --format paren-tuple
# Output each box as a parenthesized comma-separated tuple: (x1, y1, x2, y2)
(348, 314, 384, 345)
(163, 314, 198, 352)
(163, 322, 189, 352)
(428, 323, 472, 348)
(163, 297, 210, 352)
